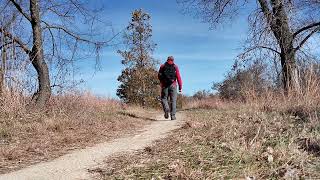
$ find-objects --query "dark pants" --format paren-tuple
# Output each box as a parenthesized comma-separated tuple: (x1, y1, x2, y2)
(161, 84, 177, 116)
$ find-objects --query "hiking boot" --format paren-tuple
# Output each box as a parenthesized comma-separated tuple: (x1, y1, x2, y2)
(171, 115, 176, 120)
(164, 112, 169, 119)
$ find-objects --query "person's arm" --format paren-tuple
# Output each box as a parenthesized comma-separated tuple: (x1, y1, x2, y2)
(158, 64, 164, 81)
(175, 65, 182, 91)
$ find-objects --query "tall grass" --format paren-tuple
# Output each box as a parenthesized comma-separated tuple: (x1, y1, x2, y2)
(187, 65, 320, 119)
(0, 90, 28, 117)
(244, 68, 320, 120)
(0, 90, 152, 173)
(0, 90, 121, 118)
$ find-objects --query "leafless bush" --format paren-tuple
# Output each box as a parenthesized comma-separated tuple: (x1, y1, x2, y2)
(185, 96, 224, 110)
(213, 60, 270, 101)
(192, 89, 214, 100)
(0, 89, 28, 117)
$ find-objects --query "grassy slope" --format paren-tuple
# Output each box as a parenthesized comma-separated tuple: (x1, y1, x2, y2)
(93, 107, 320, 179)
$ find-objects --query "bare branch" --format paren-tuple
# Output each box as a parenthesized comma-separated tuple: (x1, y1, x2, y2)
(239, 45, 281, 58)
(46, 26, 56, 56)
(41, 20, 122, 47)
(260, 46, 281, 54)
(257, 0, 271, 22)
(42, 22, 99, 44)
(178, 0, 247, 28)
(0, 26, 31, 54)
(295, 26, 320, 52)
(0, 41, 13, 51)
(293, 21, 320, 38)
(8, 0, 32, 22)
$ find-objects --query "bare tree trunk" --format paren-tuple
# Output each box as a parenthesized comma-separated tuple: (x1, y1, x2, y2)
(258, 0, 300, 93)
(271, 0, 300, 93)
(0, 40, 6, 96)
(280, 50, 300, 93)
(142, 75, 146, 107)
(29, 0, 51, 108)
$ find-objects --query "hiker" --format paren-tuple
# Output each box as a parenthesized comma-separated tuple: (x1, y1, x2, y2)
(158, 56, 182, 120)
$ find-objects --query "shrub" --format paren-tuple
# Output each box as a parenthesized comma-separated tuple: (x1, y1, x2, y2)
(213, 61, 269, 101)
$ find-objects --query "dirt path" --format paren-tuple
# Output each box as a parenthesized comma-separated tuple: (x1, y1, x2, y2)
(0, 113, 184, 180)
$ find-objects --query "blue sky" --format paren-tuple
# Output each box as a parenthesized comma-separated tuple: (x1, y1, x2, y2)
(78, 0, 248, 97)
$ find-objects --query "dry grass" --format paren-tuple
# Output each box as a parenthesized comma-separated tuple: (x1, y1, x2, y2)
(92, 100, 320, 179)
(0, 91, 153, 174)
(184, 96, 222, 110)
(89, 71, 320, 179)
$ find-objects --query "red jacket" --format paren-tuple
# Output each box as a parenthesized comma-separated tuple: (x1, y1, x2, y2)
(158, 61, 182, 90)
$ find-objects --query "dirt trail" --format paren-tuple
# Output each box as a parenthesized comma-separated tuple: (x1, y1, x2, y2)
(0, 113, 184, 180)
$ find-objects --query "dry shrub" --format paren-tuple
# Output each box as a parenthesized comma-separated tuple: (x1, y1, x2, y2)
(213, 61, 268, 101)
(184, 95, 246, 112)
(0, 90, 121, 119)
(0, 90, 28, 117)
(185, 96, 223, 110)
(47, 91, 121, 116)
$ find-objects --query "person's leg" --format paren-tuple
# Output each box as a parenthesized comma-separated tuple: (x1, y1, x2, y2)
(169, 85, 177, 120)
(161, 87, 170, 118)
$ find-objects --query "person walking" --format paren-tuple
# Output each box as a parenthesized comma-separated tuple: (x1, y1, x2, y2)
(158, 56, 182, 120)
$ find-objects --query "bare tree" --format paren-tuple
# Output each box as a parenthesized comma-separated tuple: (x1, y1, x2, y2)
(0, 0, 111, 108)
(178, 0, 320, 93)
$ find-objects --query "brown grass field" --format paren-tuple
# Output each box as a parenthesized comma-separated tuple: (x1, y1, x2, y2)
(92, 93, 320, 179)
(0, 91, 155, 173)
(1, 87, 320, 179)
